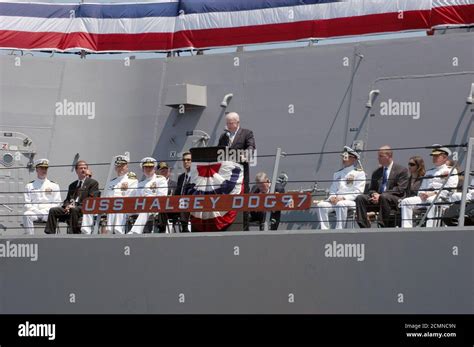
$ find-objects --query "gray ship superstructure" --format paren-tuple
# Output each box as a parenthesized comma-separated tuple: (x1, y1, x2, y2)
(0, 28, 473, 313)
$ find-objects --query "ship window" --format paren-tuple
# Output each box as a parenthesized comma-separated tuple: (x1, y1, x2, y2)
(2, 153, 14, 167)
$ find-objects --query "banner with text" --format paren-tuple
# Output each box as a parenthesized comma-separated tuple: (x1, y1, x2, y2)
(82, 192, 311, 214)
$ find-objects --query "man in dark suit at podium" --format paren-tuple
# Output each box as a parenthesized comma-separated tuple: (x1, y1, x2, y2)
(218, 112, 256, 190)
(45, 160, 99, 234)
(218, 112, 256, 231)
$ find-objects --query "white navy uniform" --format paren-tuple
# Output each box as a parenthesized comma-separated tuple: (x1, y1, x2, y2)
(129, 173, 168, 234)
(401, 163, 458, 227)
(317, 165, 366, 229)
(104, 172, 138, 234)
(450, 178, 474, 202)
(23, 178, 61, 235)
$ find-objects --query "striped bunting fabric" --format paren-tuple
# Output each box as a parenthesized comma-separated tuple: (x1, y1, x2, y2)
(0, 0, 473, 52)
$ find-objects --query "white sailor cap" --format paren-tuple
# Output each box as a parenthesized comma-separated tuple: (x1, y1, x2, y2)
(114, 155, 129, 166)
(140, 157, 157, 168)
(430, 144, 451, 157)
(341, 146, 360, 160)
(34, 158, 49, 168)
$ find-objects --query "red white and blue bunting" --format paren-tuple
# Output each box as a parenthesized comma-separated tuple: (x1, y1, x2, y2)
(186, 161, 243, 232)
(0, 0, 473, 52)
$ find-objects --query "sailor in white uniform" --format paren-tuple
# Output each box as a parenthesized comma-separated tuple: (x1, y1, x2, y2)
(316, 146, 366, 230)
(400, 145, 458, 228)
(450, 178, 474, 202)
(128, 157, 168, 234)
(104, 155, 138, 234)
(23, 159, 61, 235)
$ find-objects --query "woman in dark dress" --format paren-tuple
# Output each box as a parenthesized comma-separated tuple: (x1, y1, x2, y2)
(406, 156, 425, 197)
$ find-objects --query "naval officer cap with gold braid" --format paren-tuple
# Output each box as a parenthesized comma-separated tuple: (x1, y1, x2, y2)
(140, 157, 157, 168)
(34, 158, 49, 168)
(430, 144, 452, 157)
(113, 155, 129, 166)
(341, 146, 360, 160)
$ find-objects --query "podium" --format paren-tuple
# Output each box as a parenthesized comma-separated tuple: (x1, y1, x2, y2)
(190, 146, 225, 162)
(189, 146, 246, 231)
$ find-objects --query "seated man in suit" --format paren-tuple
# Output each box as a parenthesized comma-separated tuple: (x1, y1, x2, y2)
(44, 160, 99, 234)
(249, 172, 284, 230)
(355, 145, 409, 228)
(174, 151, 192, 232)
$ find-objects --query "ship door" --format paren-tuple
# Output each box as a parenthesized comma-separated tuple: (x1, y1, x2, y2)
(0, 131, 36, 234)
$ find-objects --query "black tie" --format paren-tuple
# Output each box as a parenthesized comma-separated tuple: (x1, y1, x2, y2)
(74, 180, 83, 200)
(379, 167, 388, 193)
(182, 175, 189, 195)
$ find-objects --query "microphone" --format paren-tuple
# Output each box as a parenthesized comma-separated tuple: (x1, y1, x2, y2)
(223, 129, 231, 146)
(277, 173, 289, 187)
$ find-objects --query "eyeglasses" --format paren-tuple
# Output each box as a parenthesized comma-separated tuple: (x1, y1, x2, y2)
(408, 162, 416, 166)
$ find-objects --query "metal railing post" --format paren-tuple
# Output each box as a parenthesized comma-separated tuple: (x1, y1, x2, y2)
(264, 148, 283, 231)
(458, 137, 474, 227)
